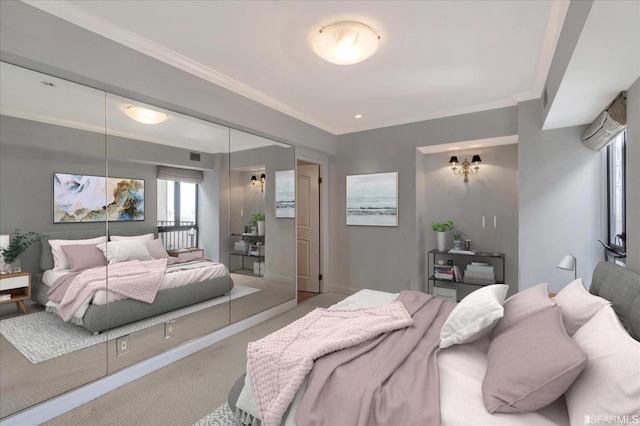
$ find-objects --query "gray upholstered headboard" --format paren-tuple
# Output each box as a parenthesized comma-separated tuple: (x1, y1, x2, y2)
(590, 261, 640, 341)
(40, 226, 158, 271)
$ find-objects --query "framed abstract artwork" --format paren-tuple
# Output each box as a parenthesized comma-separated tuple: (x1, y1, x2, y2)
(275, 170, 295, 218)
(346, 171, 398, 227)
(53, 173, 145, 223)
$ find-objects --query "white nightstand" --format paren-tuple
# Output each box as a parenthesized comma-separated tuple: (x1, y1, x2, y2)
(0, 271, 31, 314)
(167, 248, 204, 260)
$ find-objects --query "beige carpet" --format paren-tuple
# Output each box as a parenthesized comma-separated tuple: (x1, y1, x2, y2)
(43, 292, 345, 426)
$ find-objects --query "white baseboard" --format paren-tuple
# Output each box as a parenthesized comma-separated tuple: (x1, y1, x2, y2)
(324, 283, 360, 296)
(2, 299, 297, 426)
(263, 273, 294, 285)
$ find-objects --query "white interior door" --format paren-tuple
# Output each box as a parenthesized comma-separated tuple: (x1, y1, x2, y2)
(297, 164, 320, 293)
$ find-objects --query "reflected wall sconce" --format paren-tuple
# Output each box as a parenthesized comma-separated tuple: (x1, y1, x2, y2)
(311, 21, 380, 65)
(449, 155, 481, 182)
(251, 174, 266, 192)
(557, 254, 577, 280)
(123, 105, 169, 124)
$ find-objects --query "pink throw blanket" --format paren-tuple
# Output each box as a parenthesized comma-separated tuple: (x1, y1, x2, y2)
(247, 301, 414, 426)
(296, 290, 455, 426)
(52, 259, 168, 321)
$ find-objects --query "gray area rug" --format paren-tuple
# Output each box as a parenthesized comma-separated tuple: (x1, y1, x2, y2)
(194, 403, 238, 426)
(0, 285, 260, 364)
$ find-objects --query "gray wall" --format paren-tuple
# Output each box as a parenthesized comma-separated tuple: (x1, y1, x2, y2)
(518, 99, 603, 292)
(626, 77, 640, 272)
(421, 144, 519, 297)
(329, 107, 518, 294)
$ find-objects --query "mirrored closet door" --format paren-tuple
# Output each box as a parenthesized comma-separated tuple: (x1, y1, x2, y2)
(0, 62, 109, 417)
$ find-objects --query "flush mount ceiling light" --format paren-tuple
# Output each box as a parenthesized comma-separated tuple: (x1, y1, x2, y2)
(123, 105, 169, 124)
(312, 21, 380, 65)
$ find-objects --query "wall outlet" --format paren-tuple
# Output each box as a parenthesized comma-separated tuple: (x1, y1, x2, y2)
(164, 320, 176, 339)
(116, 335, 130, 357)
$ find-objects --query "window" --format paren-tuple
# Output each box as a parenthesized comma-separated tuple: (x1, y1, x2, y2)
(157, 180, 198, 249)
(606, 131, 626, 264)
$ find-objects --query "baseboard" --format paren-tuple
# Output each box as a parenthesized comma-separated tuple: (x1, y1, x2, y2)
(263, 273, 294, 285)
(2, 299, 297, 426)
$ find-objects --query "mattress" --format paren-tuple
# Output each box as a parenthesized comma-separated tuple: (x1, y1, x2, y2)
(42, 260, 228, 305)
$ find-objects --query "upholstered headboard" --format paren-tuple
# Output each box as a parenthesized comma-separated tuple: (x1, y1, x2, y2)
(590, 261, 640, 341)
(40, 226, 158, 271)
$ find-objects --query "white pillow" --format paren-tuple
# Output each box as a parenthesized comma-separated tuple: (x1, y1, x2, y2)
(554, 278, 611, 335)
(565, 306, 640, 423)
(96, 240, 153, 264)
(110, 233, 154, 242)
(440, 284, 509, 349)
(48, 236, 108, 270)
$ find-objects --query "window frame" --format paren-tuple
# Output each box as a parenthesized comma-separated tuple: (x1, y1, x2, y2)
(605, 131, 626, 261)
(157, 180, 199, 246)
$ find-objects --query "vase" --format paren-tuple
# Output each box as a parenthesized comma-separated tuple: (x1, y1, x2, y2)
(257, 221, 265, 237)
(436, 232, 447, 252)
(453, 240, 463, 250)
(4, 259, 20, 273)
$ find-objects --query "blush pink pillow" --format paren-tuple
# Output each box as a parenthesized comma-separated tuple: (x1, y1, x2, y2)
(565, 306, 640, 423)
(554, 278, 611, 335)
(482, 306, 587, 413)
(146, 239, 170, 259)
(491, 283, 556, 337)
(60, 244, 107, 272)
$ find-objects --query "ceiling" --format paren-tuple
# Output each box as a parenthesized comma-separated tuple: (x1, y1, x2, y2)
(19, 1, 640, 136)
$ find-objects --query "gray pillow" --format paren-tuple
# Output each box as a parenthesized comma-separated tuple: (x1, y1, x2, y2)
(491, 282, 556, 337)
(60, 244, 107, 272)
(146, 239, 170, 259)
(482, 306, 587, 413)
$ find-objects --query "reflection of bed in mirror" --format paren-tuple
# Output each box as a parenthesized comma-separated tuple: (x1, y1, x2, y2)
(30, 228, 233, 333)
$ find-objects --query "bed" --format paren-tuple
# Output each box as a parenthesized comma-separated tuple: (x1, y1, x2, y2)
(30, 228, 233, 333)
(228, 261, 640, 426)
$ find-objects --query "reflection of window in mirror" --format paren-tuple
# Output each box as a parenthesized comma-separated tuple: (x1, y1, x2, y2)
(157, 179, 198, 249)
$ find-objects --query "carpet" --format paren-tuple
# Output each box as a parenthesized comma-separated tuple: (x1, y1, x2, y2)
(0, 285, 260, 364)
(194, 403, 237, 426)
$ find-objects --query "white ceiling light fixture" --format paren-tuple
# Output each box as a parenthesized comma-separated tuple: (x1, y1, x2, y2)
(123, 105, 170, 124)
(312, 21, 380, 65)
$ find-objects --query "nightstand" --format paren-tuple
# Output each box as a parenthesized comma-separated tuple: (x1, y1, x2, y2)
(0, 271, 31, 314)
(167, 248, 204, 260)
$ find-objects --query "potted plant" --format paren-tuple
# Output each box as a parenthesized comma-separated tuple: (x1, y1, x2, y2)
(1, 229, 41, 273)
(431, 221, 454, 252)
(451, 230, 466, 250)
(252, 212, 266, 237)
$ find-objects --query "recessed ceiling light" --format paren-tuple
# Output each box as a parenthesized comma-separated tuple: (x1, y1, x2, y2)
(122, 105, 169, 124)
(355, 114, 363, 119)
(41, 81, 56, 87)
(311, 21, 380, 65)
(447, 147, 461, 151)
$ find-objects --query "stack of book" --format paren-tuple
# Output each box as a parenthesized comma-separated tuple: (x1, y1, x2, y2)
(248, 243, 265, 257)
(464, 262, 496, 285)
(434, 266, 455, 282)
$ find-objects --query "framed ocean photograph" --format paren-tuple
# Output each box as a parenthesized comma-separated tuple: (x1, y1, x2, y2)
(275, 169, 295, 218)
(346, 171, 398, 227)
(53, 173, 145, 223)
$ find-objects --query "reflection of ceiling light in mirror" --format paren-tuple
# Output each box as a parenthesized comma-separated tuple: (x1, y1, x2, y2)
(355, 114, 363, 119)
(123, 105, 169, 124)
(312, 21, 380, 65)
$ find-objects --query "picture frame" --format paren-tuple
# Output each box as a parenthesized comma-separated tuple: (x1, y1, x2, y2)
(346, 171, 398, 227)
(275, 169, 295, 218)
(53, 172, 145, 223)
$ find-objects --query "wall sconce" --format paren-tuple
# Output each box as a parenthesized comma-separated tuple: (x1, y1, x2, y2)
(251, 174, 266, 192)
(449, 155, 481, 182)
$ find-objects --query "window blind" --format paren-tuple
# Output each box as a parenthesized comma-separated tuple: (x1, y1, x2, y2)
(156, 166, 204, 184)
(581, 92, 627, 151)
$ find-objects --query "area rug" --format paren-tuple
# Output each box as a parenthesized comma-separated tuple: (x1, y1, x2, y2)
(0, 285, 260, 364)
(194, 403, 237, 426)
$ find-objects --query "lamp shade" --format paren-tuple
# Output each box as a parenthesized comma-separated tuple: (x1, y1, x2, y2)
(449, 156, 459, 164)
(312, 21, 380, 65)
(557, 254, 576, 271)
(251, 175, 257, 182)
(472, 155, 482, 163)
(260, 174, 266, 181)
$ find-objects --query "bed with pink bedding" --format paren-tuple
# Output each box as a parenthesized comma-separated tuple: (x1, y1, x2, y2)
(31, 228, 233, 333)
(229, 261, 640, 425)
